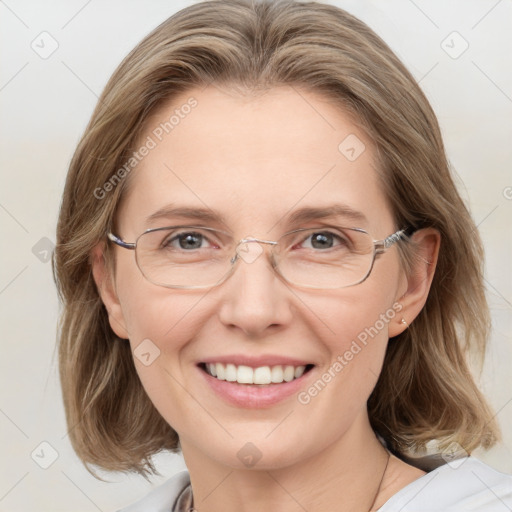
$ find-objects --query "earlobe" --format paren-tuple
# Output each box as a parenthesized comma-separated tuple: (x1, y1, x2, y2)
(389, 228, 441, 337)
(90, 243, 130, 340)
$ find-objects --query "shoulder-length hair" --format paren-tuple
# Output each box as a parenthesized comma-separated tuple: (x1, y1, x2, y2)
(53, 0, 500, 475)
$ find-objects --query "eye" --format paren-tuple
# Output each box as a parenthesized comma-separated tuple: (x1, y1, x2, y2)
(163, 231, 214, 251)
(298, 231, 348, 250)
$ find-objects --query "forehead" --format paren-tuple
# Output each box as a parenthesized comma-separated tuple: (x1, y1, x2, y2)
(117, 84, 393, 236)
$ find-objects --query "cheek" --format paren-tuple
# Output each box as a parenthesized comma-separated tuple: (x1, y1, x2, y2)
(121, 290, 213, 367)
(115, 245, 208, 342)
(304, 262, 401, 354)
(311, 290, 395, 379)
(298, 257, 402, 392)
(122, 289, 214, 431)
(291, 291, 398, 442)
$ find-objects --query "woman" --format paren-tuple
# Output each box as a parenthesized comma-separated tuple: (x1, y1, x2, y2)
(53, 0, 512, 510)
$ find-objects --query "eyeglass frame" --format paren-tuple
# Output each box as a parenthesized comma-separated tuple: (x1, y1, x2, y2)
(106, 225, 410, 290)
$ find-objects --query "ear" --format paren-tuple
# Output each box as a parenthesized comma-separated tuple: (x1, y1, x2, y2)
(388, 227, 441, 337)
(90, 242, 130, 340)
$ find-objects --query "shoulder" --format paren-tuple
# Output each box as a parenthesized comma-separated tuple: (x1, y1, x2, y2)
(378, 456, 512, 512)
(116, 470, 191, 512)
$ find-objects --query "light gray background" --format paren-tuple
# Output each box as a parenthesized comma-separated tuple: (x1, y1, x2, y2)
(1, 0, 511, 511)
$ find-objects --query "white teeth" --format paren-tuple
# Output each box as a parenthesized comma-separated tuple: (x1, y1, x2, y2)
(204, 363, 309, 384)
(225, 363, 237, 382)
(283, 365, 295, 382)
(271, 366, 284, 383)
(294, 366, 306, 378)
(253, 366, 272, 385)
(215, 363, 225, 380)
(237, 365, 254, 384)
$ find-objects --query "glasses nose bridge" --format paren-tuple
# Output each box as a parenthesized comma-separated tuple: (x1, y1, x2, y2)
(230, 236, 279, 266)
(238, 236, 278, 246)
(238, 237, 279, 253)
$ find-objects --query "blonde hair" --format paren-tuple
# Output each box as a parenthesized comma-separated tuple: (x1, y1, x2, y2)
(53, 0, 500, 475)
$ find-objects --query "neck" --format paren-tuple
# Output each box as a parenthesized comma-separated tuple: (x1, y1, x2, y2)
(181, 411, 391, 512)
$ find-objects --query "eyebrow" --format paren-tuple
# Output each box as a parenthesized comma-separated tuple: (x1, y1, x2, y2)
(145, 205, 226, 226)
(145, 203, 368, 229)
(285, 204, 368, 226)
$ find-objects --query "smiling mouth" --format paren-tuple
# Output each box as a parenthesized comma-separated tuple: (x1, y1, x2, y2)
(198, 362, 315, 385)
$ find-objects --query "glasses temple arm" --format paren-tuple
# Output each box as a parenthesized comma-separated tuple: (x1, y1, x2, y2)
(107, 232, 136, 250)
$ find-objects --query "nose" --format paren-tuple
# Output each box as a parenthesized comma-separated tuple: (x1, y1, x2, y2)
(216, 239, 293, 337)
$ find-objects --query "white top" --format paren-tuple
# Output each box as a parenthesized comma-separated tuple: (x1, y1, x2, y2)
(117, 456, 512, 512)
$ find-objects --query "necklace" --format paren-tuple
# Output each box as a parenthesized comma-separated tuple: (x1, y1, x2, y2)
(184, 449, 391, 512)
(366, 449, 391, 512)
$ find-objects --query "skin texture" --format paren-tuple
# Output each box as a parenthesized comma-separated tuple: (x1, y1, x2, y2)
(92, 84, 439, 512)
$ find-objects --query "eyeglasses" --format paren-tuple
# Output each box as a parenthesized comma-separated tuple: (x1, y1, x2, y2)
(107, 225, 408, 290)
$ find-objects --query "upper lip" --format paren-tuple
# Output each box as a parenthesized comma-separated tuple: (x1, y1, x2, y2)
(198, 355, 315, 368)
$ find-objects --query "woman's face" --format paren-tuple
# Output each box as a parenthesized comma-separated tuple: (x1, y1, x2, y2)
(104, 84, 409, 470)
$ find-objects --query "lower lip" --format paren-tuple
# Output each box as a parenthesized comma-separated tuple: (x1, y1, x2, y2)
(197, 365, 315, 408)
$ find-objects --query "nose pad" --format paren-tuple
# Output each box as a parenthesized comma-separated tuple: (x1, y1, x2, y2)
(235, 238, 265, 265)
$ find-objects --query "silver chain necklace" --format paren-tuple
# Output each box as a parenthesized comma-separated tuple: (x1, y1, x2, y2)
(184, 449, 391, 512)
